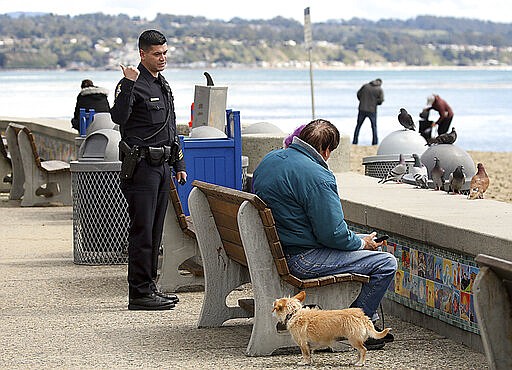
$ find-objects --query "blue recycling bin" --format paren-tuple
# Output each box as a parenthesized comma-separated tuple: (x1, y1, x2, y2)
(79, 108, 96, 137)
(177, 110, 242, 215)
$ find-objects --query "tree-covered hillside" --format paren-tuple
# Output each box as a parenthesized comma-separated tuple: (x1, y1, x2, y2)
(1, 12, 511, 69)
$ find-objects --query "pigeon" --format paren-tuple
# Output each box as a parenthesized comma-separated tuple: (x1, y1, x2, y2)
(426, 127, 457, 146)
(468, 162, 490, 199)
(204, 71, 214, 86)
(431, 156, 446, 191)
(410, 153, 428, 189)
(379, 154, 407, 184)
(398, 108, 416, 130)
(447, 165, 466, 194)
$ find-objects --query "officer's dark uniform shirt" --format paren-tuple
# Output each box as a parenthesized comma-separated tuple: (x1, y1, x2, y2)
(111, 63, 185, 172)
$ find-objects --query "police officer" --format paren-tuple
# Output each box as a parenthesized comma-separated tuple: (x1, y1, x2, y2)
(111, 30, 187, 311)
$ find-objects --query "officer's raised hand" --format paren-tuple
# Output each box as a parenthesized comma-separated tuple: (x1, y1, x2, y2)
(120, 64, 140, 81)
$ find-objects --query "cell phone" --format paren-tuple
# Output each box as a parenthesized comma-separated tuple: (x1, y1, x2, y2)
(374, 235, 389, 243)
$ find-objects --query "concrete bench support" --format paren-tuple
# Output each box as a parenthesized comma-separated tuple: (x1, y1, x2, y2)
(159, 180, 204, 292)
(5, 124, 25, 200)
(474, 254, 512, 370)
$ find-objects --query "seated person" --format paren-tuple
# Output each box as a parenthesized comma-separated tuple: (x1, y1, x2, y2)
(71, 79, 110, 132)
(253, 119, 397, 349)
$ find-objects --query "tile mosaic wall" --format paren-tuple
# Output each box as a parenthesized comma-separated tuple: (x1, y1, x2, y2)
(348, 223, 480, 334)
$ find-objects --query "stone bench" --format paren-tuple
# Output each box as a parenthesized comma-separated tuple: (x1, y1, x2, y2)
(15, 124, 71, 206)
(5, 123, 25, 200)
(189, 180, 369, 356)
(158, 179, 204, 292)
(474, 254, 512, 370)
(0, 133, 12, 192)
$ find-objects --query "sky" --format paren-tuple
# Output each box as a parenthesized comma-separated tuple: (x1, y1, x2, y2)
(2, 0, 511, 23)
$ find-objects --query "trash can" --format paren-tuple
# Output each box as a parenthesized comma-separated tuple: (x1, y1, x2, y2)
(178, 110, 245, 215)
(71, 128, 129, 265)
(363, 130, 426, 178)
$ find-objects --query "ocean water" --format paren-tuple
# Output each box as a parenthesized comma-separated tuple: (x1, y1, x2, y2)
(0, 68, 511, 152)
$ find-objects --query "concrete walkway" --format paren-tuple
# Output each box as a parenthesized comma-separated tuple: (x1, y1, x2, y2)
(0, 194, 488, 369)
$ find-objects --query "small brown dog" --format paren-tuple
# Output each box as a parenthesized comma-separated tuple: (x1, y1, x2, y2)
(272, 291, 391, 366)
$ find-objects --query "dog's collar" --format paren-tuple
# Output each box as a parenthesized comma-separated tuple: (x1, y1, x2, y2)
(284, 307, 300, 326)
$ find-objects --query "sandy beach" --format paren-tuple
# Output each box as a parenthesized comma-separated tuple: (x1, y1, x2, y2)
(349, 145, 512, 204)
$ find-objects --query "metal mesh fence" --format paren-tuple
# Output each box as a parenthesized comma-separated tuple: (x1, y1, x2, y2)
(72, 170, 129, 265)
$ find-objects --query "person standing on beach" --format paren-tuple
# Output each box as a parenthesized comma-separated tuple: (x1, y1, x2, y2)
(352, 78, 384, 145)
(424, 94, 454, 135)
(71, 79, 110, 132)
(110, 29, 187, 311)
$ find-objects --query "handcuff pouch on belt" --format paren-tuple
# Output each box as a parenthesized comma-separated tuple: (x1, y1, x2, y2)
(146, 146, 171, 167)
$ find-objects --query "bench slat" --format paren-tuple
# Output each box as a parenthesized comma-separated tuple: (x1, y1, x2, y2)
(217, 225, 243, 246)
(211, 208, 239, 230)
(273, 256, 289, 276)
(222, 240, 248, 266)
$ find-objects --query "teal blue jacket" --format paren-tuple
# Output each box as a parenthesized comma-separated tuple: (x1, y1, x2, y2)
(253, 138, 362, 255)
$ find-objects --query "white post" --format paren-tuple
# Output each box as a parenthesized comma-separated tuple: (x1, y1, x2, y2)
(304, 7, 315, 120)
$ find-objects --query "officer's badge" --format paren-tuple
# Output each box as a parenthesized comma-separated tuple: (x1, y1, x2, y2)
(115, 83, 122, 99)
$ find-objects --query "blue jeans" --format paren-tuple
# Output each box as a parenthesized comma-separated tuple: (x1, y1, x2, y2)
(353, 110, 378, 145)
(286, 248, 397, 319)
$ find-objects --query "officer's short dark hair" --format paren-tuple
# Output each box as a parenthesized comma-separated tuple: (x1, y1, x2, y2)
(138, 30, 167, 51)
(299, 119, 340, 153)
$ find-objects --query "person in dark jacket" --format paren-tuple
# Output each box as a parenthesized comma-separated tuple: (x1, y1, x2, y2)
(352, 78, 384, 145)
(110, 30, 187, 311)
(71, 79, 110, 131)
(253, 119, 397, 349)
(424, 94, 454, 135)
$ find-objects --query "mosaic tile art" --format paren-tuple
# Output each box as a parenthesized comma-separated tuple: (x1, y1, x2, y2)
(348, 223, 480, 334)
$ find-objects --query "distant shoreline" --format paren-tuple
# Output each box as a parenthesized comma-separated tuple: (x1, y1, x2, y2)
(1, 64, 512, 73)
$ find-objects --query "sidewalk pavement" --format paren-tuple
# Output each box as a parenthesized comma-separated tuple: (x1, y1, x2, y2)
(0, 195, 489, 369)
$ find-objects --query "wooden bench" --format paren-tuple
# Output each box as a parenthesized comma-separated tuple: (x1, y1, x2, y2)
(189, 180, 369, 356)
(158, 179, 204, 292)
(16, 125, 71, 206)
(0, 134, 12, 192)
(5, 123, 25, 200)
(474, 254, 512, 370)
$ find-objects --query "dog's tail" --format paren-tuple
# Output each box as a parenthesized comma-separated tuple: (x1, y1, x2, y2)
(367, 322, 392, 339)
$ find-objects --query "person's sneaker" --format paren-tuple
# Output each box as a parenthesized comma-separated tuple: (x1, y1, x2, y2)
(364, 337, 386, 350)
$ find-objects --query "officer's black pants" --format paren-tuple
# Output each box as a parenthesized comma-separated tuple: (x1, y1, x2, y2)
(120, 159, 170, 298)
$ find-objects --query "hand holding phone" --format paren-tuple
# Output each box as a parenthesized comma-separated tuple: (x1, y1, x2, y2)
(374, 234, 389, 243)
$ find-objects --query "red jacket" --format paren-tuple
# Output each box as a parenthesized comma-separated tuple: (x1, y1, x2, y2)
(429, 95, 453, 124)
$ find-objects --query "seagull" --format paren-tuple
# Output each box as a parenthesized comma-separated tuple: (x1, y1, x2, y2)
(431, 157, 446, 191)
(410, 153, 428, 189)
(426, 127, 457, 146)
(398, 108, 416, 130)
(468, 162, 490, 199)
(379, 154, 407, 184)
(448, 165, 466, 194)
